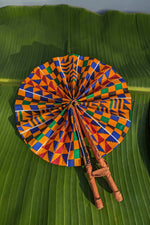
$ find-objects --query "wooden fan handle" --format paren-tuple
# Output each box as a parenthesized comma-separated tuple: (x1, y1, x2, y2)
(98, 158, 123, 202)
(86, 164, 103, 209)
(72, 104, 103, 209)
(75, 105, 123, 202)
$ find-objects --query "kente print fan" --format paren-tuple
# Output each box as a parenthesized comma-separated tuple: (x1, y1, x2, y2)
(15, 54, 132, 209)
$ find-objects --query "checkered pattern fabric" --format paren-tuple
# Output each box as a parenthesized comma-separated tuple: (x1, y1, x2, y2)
(15, 54, 132, 166)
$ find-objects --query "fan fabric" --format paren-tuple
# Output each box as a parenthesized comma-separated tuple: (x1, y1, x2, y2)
(15, 54, 132, 167)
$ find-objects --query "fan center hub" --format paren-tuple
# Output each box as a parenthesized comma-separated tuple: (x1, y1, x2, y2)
(71, 99, 77, 106)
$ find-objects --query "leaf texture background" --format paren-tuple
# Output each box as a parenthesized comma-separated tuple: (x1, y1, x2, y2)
(0, 5, 150, 225)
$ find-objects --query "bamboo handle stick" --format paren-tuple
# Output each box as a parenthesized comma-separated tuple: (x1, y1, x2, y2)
(72, 104, 103, 209)
(86, 164, 103, 209)
(98, 158, 123, 202)
(75, 105, 123, 202)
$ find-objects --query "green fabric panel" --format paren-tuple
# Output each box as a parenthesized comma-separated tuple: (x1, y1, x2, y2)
(19, 111, 22, 121)
(83, 60, 88, 67)
(35, 133, 44, 141)
(74, 149, 80, 159)
(49, 120, 56, 128)
(116, 122, 125, 131)
(115, 83, 122, 90)
(73, 131, 78, 141)
(101, 88, 108, 94)
(86, 93, 94, 99)
(101, 116, 109, 123)
(39, 115, 45, 122)
(22, 100, 30, 105)
(110, 99, 113, 109)
(86, 110, 94, 116)
(47, 66, 53, 74)
(55, 78, 60, 85)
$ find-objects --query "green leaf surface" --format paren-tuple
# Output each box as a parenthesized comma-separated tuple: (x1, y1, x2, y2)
(0, 5, 150, 225)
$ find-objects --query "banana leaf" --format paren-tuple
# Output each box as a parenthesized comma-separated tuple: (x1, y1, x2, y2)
(0, 5, 150, 225)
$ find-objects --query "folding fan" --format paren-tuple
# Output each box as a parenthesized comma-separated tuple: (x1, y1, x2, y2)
(15, 54, 132, 209)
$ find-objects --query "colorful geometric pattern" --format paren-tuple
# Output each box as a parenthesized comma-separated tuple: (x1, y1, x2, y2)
(15, 54, 132, 167)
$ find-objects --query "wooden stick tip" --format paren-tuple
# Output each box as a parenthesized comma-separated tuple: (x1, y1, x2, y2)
(95, 198, 104, 210)
(113, 191, 123, 202)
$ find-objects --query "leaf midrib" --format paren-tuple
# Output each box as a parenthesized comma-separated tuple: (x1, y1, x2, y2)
(1, 78, 150, 93)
